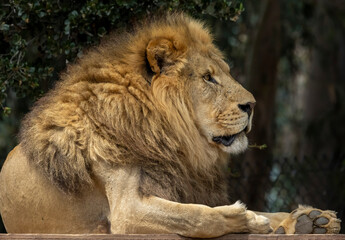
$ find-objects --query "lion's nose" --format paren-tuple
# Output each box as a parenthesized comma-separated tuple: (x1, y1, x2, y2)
(238, 102, 256, 116)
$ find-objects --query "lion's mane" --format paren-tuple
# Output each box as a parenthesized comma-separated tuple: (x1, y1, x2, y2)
(19, 13, 229, 206)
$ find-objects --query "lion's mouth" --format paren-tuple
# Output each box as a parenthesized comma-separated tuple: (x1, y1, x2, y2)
(212, 133, 239, 146)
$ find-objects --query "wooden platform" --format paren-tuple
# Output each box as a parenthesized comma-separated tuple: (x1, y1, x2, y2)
(0, 234, 344, 240)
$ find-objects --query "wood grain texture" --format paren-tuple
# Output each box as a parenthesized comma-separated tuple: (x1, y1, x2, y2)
(0, 234, 345, 240)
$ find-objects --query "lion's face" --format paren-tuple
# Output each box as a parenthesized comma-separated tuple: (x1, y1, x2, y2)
(145, 30, 255, 155)
(184, 52, 256, 154)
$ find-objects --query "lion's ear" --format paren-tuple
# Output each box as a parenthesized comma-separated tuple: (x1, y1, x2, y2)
(146, 37, 185, 75)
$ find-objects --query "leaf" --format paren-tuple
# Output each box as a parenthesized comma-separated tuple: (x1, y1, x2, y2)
(3, 107, 11, 116)
(0, 22, 9, 31)
(38, 11, 46, 18)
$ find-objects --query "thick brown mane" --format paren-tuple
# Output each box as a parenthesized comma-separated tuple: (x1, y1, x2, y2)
(19, 13, 229, 206)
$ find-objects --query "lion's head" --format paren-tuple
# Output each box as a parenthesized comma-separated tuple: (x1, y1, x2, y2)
(143, 15, 256, 155)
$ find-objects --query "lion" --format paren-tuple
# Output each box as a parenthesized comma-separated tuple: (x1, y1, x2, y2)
(0, 13, 341, 237)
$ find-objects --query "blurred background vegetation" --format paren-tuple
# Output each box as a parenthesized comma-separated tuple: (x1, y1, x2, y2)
(1, 0, 345, 234)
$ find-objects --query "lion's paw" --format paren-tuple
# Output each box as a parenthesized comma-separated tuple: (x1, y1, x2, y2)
(274, 205, 341, 234)
(214, 201, 272, 234)
(246, 210, 273, 234)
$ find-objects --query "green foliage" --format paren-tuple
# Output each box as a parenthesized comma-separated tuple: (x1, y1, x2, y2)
(0, 0, 244, 115)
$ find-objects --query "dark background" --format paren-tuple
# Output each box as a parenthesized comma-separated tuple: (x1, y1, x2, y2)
(1, 0, 345, 234)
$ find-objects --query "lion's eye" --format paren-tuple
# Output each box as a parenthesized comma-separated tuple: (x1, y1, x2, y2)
(203, 73, 218, 84)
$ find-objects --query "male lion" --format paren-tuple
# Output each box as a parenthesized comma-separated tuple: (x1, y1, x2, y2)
(0, 13, 341, 237)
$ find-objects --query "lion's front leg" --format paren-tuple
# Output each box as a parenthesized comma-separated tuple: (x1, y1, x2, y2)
(96, 165, 271, 238)
(256, 206, 341, 234)
(133, 197, 272, 237)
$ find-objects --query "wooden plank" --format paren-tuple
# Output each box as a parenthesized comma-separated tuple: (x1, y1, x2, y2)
(0, 234, 344, 240)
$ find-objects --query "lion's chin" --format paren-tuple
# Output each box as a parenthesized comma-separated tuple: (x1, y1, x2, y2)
(213, 131, 248, 154)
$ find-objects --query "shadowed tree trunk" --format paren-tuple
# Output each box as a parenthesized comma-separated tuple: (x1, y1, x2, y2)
(296, 0, 345, 226)
(236, 0, 281, 211)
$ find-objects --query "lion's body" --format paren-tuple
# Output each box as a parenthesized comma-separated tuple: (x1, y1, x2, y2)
(0, 145, 109, 233)
(0, 13, 340, 236)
